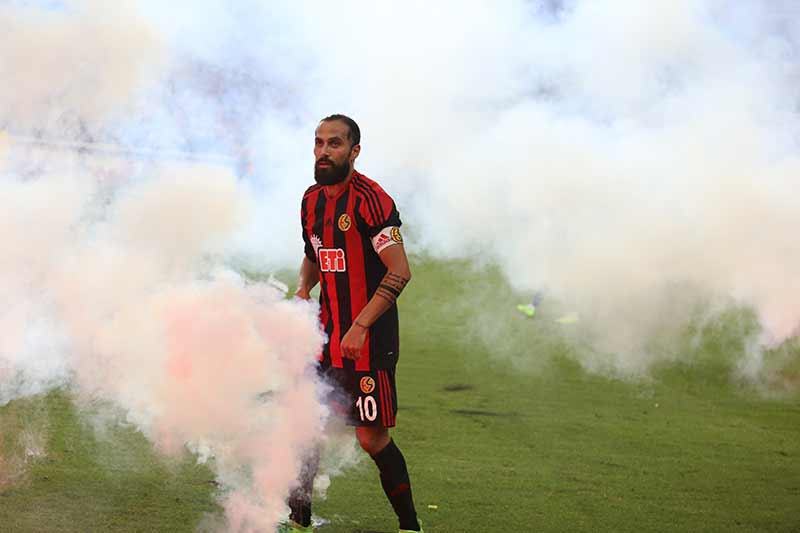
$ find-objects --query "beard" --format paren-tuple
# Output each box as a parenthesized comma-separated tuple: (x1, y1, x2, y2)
(314, 157, 351, 186)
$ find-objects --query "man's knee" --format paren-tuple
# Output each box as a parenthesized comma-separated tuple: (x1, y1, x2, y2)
(356, 426, 390, 456)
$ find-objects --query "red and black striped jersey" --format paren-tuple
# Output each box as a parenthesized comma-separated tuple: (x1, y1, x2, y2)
(301, 171, 402, 371)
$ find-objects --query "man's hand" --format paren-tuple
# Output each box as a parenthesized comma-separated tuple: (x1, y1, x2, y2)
(339, 243, 411, 360)
(295, 256, 320, 302)
(340, 323, 368, 360)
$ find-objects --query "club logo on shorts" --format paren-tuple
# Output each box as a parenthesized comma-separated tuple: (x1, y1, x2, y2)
(360, 376, 376, 394)
(390, 227, 403, 244)
(338, 213, 352, 232)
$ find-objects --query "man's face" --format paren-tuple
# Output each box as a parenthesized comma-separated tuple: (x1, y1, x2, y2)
(314, 120, 360, 186)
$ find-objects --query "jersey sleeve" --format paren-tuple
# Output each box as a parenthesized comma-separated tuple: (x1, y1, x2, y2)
(301, 193, 317, 263)
(357, 183, 402, 237)
(302, 229, 316, 262)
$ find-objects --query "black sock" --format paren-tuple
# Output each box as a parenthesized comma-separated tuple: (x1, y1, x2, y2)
(288, 450, 319, 528)
(371, 439, 420, 531)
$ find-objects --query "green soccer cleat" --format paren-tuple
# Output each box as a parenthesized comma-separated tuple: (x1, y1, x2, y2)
(516, 303, 536, 317)
(276, 519, 314, 533)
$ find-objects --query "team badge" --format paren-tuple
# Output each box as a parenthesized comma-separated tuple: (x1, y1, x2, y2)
(359, 376, 376, 394)
(338, 213, 352, 232)
(390, 227, 403, 244)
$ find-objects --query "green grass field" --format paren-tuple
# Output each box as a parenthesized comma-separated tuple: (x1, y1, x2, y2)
(1, 258, 799, 532)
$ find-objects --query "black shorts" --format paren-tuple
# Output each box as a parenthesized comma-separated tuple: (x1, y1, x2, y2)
(320, 365, 398, 427)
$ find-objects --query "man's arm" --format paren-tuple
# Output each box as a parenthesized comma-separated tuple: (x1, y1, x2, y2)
(295, 256, 320, 300)
(340, 244, 411, 359)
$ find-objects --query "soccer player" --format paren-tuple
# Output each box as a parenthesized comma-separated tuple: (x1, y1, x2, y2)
(280, 115, 422, 533)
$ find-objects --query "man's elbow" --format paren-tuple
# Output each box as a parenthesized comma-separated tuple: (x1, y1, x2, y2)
(393, 266, 411, 283)
(387, 266, 411, 285)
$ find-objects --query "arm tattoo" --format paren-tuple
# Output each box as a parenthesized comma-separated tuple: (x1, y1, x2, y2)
(375, 271, 409, 304)
(374, 290, 395, 304)
(385, 273, 409, 291)
(378, 284, 401, 297)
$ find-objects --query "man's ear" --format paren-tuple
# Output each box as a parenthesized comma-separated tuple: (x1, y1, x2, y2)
(350, 144, 361, 162)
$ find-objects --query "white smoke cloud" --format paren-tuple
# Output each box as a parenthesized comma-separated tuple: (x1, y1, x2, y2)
(219, 0, 800, 379)
(0, 0, 164, 135)
(0, 155, 329, 529)
(1, 2, 331, 529)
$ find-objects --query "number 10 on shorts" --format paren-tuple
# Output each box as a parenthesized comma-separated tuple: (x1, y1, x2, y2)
(356, 395, 377, 422)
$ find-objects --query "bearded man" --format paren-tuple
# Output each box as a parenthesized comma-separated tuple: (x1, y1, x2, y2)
(280, 114, 422, 533)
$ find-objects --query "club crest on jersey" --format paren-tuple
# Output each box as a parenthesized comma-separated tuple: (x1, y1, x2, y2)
(391, 227, 403, 243)
(360, 376, 375, 394)
(318, 248, 346, 272)
(338, 213, 352, 232)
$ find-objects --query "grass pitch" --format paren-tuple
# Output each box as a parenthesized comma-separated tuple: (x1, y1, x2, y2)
(1, 258, 799, 532)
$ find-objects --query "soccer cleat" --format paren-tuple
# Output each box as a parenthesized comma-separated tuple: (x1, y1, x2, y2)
(276, 519, 314, 533)
(516, 303, 536, 317)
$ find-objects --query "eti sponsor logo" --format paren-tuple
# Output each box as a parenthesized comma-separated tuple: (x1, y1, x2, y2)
(338, 213, 352, 232)
(318, 248, 346, 272)
(360, 376, 376, 394)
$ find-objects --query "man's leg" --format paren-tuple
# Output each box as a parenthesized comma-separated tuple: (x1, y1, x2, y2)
(286, 447, 320, 529)
(356, 426, 421, 532)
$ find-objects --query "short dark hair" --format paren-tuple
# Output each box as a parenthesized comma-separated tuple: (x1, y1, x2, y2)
(320, 114, 361, 146)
